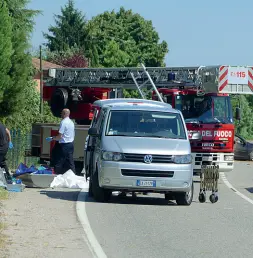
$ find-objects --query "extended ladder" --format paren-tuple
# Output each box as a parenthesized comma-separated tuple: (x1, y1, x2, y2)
(45, 64, 253, 97)
(46, 64, 204, 102)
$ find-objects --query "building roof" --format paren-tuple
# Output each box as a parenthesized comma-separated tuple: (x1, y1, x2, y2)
(32, 58, 66, 70)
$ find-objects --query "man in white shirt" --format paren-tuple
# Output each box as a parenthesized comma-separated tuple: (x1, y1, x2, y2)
(51, 109, 76, 174)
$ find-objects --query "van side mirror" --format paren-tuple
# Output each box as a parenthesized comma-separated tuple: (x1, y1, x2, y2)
(235, 107, 241, 120)
(88, 127, 99, 137)
(191, 132, 202, 141)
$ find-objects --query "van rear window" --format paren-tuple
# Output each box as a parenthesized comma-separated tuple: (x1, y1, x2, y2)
(105, 110, 186, 139)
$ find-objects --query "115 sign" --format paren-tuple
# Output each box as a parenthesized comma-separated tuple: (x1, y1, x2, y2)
(230, 71, 246, 78)
(228, 67, 248, 84)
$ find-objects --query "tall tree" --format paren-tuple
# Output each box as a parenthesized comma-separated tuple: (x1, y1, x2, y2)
(0, 2, 12, 104)
(87, 7, 169, 67)
(43, 0, 87, 52)
(0, 0, 39, 117)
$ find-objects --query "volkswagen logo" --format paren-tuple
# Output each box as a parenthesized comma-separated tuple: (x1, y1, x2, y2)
(144, 154, 152, 164)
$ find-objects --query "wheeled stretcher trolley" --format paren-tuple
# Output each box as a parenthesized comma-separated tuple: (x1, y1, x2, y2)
(198, 165, 219, 203)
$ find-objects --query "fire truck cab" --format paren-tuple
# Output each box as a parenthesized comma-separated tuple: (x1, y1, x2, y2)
(153, 89, 234, 173)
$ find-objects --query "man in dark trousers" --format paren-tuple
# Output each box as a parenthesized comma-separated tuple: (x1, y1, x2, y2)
(0, 123, 13, 180)
(47, 109, 75, 174)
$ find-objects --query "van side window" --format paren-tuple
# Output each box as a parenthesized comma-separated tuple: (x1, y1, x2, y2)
(95, 108, 107, 135)
(90, 108, 99, 127)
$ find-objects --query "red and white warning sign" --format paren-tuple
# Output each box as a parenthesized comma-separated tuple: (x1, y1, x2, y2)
(219, 65, 253, 92)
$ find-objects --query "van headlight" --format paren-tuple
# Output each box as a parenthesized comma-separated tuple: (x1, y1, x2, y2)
(173, 154, 192, 164)
(102, 151, 123, 161)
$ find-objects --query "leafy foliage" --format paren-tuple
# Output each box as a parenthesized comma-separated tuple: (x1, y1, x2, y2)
(1, 78, 60, 133)
(87, 7, 168, 67)
(0, 1, 59, 133)
(46, 46, 89, 67)
(0, 2, 12, 104)
(43, 0, 87, 52)
(231, 95, 253, 139)
(43, 4, 169, 68)
(103, 40, 130, 67)
(0, 0, 39, 117)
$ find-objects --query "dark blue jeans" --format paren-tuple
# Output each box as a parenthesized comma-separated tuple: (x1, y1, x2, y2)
(54, 142, 76, 174)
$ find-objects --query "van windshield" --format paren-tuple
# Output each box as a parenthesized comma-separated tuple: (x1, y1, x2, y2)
(105, 110, 186, 139)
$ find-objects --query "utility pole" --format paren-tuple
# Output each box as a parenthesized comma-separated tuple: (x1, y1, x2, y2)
(39, 45, 43, 116)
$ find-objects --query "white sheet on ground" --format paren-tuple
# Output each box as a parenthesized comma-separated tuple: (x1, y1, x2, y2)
(50, 170, 89, 189)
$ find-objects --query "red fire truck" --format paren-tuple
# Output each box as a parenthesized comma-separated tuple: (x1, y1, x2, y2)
(31, 64, 253, 174)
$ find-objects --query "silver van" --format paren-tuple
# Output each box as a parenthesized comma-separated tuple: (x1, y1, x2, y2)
(85, 98, 200, 205)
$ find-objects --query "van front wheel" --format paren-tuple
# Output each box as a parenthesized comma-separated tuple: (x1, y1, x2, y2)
(91, 168, 111, 202)
(175, 182, 194, 206)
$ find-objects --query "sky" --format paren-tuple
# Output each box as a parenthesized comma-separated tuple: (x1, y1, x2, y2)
(28, 0, 253, 67)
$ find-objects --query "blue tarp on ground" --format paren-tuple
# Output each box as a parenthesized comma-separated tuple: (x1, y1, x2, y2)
(14, 163, 53, 176)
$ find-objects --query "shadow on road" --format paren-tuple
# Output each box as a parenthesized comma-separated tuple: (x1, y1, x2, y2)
(40, 189, 179, 206)
(84, 192, 201, 206)
(245, 187, 253, 193)
(39, 181, 201, 206)
(40, 189, 80, 201)
(96, 194, 176, 206)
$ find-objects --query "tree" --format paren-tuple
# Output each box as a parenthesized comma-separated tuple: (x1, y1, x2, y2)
(103, 40, 130, 67)
(232, 95, 253, 139)
(43, 0, 87, 52)
(87, 7, 168, 67)
(3, 79, 60, 133)
(45, 46, 89, 67)
(0, 2, 12, 104)
(0, 0, 39, 117)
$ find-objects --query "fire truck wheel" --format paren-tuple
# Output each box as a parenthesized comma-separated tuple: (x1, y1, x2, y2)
(175, 181, 194, 206)
(91, 167, 111, 202)
(50, 88, 69, 117)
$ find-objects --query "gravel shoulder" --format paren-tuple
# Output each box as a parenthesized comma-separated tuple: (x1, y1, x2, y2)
(0, 188, 92, 258)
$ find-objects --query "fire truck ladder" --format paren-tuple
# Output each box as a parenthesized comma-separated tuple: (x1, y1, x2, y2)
(46, 64, 253, 98)
(46, 64, 207, 102)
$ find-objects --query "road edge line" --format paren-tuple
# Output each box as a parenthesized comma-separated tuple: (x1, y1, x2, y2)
(76, 188, 107, 258)
(220, 172, 253, 205)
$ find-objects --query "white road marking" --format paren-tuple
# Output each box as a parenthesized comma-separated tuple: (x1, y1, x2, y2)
(220, 172, 253, 205)
(76, 181, 107, 258)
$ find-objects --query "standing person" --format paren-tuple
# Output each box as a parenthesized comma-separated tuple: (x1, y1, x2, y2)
(47, 109, 75, 174)
(0, 123, 13, 180)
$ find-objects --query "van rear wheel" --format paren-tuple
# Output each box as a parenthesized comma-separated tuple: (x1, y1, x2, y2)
(91, 168, 111, 202)
(175, 182, 194, 206)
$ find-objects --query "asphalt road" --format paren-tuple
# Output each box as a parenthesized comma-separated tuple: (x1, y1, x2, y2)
(84, 161, 253, 258)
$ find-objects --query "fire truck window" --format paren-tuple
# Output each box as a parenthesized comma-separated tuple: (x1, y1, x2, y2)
(165, 95, 172, 105)
(213, 97, 227, 117)
(175, 95, 233, 124)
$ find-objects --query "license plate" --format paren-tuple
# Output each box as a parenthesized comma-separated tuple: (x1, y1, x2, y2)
(136, 180, 156, 187)
(202, 143, 214, 147)
(202, 156, 212, 161)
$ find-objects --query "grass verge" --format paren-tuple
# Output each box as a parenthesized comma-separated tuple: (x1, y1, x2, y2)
(0, 188, 8, 201)
(0, 188, 8, 250)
